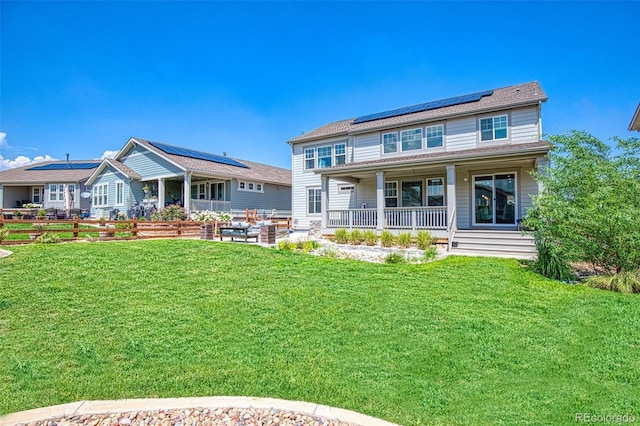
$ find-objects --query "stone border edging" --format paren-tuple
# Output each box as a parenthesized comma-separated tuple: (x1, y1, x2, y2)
(0, 396, 400, 426)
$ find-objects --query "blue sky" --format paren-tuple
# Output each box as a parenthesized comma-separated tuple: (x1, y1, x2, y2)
(1, 1, 638, 170)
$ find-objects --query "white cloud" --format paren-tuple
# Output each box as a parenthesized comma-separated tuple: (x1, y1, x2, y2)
(0, 154, 56, 171)
(99, 150, 118, 159)
(0, 132, 7, 149)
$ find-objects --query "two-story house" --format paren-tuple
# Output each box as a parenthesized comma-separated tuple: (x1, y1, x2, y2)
(288, 81, 549, 256)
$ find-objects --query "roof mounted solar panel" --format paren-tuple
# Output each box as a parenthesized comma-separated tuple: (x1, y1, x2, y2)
(352, 89, 493, 124)
(27, 162, 101, 171)
(148, 141, 249, 169)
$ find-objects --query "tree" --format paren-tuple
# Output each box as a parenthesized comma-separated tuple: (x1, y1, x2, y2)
(524, 131, 640, 290)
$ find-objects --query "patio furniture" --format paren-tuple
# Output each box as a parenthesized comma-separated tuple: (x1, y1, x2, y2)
(45, 208, 57, 220)
(219, 222, 261, 242)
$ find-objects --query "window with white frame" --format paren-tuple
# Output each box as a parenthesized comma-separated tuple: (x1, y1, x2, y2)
(49, 184, 63, 201)
(93, 183, 108, 207)
(116, 182, 124, 205)
(338, 184, 354, 193)
(334, 143, 346, 166)
(401, 128, 422, 151)
(32, 187, 42, 204)
(68, 184, 75, 201)
(383, 132, 398, 154)
(308, 188, 321, 214)
(317, 146, 332, 168)
(238, 181, 264, 192)
(427, 178, 444, 206)
(384, 181, 398, 207)
(304, 148, 315, 170)
(426, 125, 444, 148)
(480, 115, 508, 141)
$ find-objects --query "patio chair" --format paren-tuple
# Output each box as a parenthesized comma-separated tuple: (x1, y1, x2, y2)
(69, 208, 82, 218)
(56, 210, 67, 220)
(45, 208, 57, 220)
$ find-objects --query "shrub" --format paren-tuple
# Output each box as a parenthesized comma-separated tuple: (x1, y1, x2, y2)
(115, 222, 132, 230)
(154, 204, 187, 221)
(334, 228, 348, 244)
(34, 232, 61, 244)
(397, 232, 412, 248)
(321, 245, 340, 258)
(417, 230, 435, 250)
(364, 230, 378, 246)
(585, 271, 640, 294)
(533, 238, 575, 282)
(384, 252, 406, 264)
(349, 229, 364, 245)
(380, 230, 394, 247)
(277, 239, 297, 252)
(423, 245, 438, 262)
(301, 240, 318, 253)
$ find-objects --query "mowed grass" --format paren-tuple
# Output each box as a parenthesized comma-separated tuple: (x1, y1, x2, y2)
(1, 240, 639, 425)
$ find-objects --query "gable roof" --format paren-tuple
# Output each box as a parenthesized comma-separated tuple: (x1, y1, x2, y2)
(0, 160, 98, 185)
(85, 158, 142, 185)
(289, 81, 548, 144)
(629, 103, 640, 132)
(119, 138, 291, 186)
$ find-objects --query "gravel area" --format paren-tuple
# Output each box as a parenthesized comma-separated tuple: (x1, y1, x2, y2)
(15, 407, 359, 426)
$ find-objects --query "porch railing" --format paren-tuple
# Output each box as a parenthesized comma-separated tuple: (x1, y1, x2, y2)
(190, 199, 231, 212)
(327, 206, 447, 230)
(327, 208, 378, 229)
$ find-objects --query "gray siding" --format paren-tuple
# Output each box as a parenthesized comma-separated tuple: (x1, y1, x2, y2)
(121, 145, 184, 178)
(89, 165, 133, 218)
(230, 180, 291, 212)
(510, 106, 540, 143)
(446, 116, 477, 151)
(353, 133, 380, 162)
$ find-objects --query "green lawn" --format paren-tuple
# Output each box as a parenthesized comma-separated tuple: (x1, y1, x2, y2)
(1, 240, 638, 425)
(1, 222, 104, 240)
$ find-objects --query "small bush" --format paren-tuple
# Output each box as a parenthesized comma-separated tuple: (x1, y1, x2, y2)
(277, 239, 296, 251)
(349, 229, 364, 245)
(34, 232, 61, 244)
(115, 222, 133, 230)
(417, 230, 435, 250)
(397, 232, 412, 248)
(154, 204, 187, 221)
(385, 252, 406, 264)
(585, 271, 640, 294)
(533, 239, 575, 281)
(321, 245, 340, 258)
(364, 230, 378, 246)
(380, 230, 394, 247)
(301, 240, 320, 253)
(423, 246, 438, 262)
(334, 228, 348, 244)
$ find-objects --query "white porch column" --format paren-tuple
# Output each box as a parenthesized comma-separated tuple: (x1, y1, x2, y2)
(158, 179, 165, 209)
(376, 171, 385, 232)
(321, 175, 329, 230)
(183, 173, 191, 214)
(446, 165, 457, 231)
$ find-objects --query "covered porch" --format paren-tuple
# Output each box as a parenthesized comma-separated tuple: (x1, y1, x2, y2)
(316, 152, 547, 238)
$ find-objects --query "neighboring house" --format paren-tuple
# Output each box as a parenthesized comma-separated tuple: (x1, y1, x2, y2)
(85, 137, 292, 219)
(287, 81, 549, 254)
(0, 160, 98, 212)
(629, 103, 640, 132)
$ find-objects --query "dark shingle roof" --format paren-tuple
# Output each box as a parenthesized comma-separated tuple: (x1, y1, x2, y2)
(132, 138, 291, 186)
(289, 81, 547, 143)
(0, 160, 97, 184)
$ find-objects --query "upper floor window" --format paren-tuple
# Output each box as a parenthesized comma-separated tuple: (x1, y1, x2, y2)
(383, 132, 398, 154)
(335, 143, 346, 166)
(480, 115, 508, 141)
(401, 128, 422, 151)
(317, 146, 332, 168)
(304, 148, 315, 170)
(426, 125, 444, 148)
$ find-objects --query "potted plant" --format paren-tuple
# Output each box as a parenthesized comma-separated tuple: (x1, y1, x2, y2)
(36, 209, 46, 219)
(13, 210, 23, 220)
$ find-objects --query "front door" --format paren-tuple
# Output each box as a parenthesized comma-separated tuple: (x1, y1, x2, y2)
(402, 180, 423, 207)
(473, 173, 516, 225)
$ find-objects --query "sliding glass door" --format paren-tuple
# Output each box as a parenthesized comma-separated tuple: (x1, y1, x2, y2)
(473, 173, 516, 225)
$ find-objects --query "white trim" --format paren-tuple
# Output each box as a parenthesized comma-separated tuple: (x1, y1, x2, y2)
(307, 186, 321, 216)
(479, 114, 509, 142)
(93, 183, 109, 207)
(384, 180, 398, 207)
(237, 181, 265, 193)
(426, 177, 445, 206)
(115, 181, 124, 205)
(400, 127, 423, 152)
(425, 124, 444, 149)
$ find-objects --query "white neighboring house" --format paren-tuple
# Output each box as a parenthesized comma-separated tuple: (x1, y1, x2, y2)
(287, 81, 550, 254)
